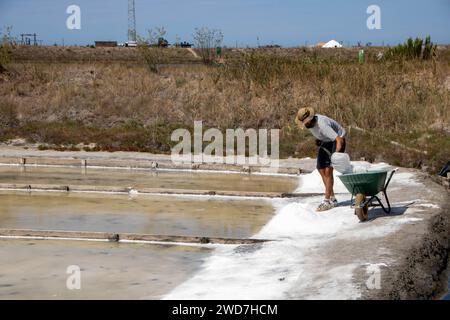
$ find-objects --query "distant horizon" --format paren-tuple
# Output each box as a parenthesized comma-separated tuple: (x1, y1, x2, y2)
(1, 0, 449, 47)
(10, 41, 449, 49)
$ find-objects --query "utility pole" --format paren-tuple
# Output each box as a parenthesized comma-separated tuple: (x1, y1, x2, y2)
(128, 0, 137, 42)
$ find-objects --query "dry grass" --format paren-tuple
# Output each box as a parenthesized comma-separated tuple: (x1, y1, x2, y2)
(0, 46, 449, 172)
(9, 45, 200, 63)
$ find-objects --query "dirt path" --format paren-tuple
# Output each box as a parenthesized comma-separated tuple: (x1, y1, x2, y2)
(187, 48, 199, 59)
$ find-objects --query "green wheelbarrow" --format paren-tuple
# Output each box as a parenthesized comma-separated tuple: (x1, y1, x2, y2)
(338, 169, 397, 222)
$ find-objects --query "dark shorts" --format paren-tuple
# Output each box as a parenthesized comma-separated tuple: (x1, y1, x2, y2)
(317, 139, 346, 170)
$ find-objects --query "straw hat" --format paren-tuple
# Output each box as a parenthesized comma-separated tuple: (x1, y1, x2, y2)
(295, 107, 315, 128)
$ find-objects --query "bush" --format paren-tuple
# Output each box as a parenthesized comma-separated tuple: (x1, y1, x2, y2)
(0, 26, 14, 73)
(0, 101, 19, 128)
(386, 36, 436, 60)
(218, 50, 338, 88)
(193, 27, 223, 64)
(137, 27, 168, 73)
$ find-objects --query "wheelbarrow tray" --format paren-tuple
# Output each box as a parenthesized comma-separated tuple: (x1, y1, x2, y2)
(338, 170, 387, 196)
(338, 169, 397, 219)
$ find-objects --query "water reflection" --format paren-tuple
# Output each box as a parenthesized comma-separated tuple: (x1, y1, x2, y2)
(0, 239, 211, 299)
(0, 191, 274, 238)
(0, 166, 297, 193)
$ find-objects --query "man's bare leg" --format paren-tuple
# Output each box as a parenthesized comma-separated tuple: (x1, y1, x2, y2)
(318, 168, 327, 196)
(319, 167, 334, 199)
(324, 167, 335, 199)
(317, 167, 336, 211)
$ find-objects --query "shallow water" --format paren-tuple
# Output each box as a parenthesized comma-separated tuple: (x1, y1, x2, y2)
(0, 238, 211, 299)
(0, 191, 274, 238)
(0, 166, 288, 299)
(0, 166, 297, 193)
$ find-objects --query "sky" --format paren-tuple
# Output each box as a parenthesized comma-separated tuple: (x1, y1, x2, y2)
(0, 0, 449, 47)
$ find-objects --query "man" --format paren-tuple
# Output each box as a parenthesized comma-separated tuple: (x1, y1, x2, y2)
(295, 107, 347, 212)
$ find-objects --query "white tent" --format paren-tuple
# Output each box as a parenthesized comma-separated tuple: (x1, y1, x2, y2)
(322, 40, 343, 48)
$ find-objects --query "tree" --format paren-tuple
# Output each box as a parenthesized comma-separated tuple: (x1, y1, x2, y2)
(0, 26, 15, 73)
(137, 26, 168, 73)
(193, 27, 223, 64)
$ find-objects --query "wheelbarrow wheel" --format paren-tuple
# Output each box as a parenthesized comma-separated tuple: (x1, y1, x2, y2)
(354, 193, 369, 222)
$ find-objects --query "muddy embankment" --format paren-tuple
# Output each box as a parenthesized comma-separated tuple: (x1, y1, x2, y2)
(363, 173, 450, 300)
(386, 201, 450, 299)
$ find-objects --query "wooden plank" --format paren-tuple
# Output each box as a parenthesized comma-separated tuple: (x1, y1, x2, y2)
(119, 233, 268, 245)
(0, 156, 308, 174)
(138, 188, 289, 198)
(0, 157, 21, 165)
(213, 190, 282, 198)
(138, 187, 219, 196)
(0, 229, 119, 241)
(0, 183, 321, 198)
(0, 228, 269, 245)
(65, 184, 129, 193)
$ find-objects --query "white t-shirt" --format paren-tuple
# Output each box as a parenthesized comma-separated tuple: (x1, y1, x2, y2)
(308, 114, 346, 142)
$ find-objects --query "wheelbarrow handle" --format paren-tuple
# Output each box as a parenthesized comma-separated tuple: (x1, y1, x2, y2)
(384, 168, 398, 190)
